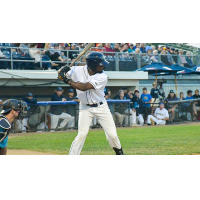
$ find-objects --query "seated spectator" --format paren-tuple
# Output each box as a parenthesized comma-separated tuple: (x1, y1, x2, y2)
(49, 87, 72, 131)
(166, 90, 179, 123)
(135, 48, 141, 54)
(193, 89, 200, 114)
(29, 43, 52, 70)
(50, 43, 68, 68)
(128, 43, 135, 53)
(179, 49, 190, 68)
(179, 92, 185, 101)
(68, 44, 79, 60)
(150, 50, 159, 62)
(104, 43, 115, 52)
(161, 50, 172, 66)
(141, 49, 152, 65)
(127, 90, 144, 126)
(186, 51, 195, 68)
(114, 90, 127, 126)
(65, 88, 80, 129)
(170, 48, 178, 64)
(120, 44, 129, 53)
(22, 92, 45, 130)
(184, 90, 200, 118)
(140, 43, 146, 53)
(166, 47, 174, 65)
(147, 102, 169, 125)
(0, 49, 10, 69)
(157, 45, 163, 54)
(114, 87, 130, 99)
(113, 43, 120, 52)
(133, 43, 140, 50)
(141, 87, 152, 122)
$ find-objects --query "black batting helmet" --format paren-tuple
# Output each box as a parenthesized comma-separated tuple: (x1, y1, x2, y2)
(86, 52, 109, 71)
(1, 99, 28, 119)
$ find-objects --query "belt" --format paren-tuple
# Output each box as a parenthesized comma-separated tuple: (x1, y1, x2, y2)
(86, 102, 103, 107)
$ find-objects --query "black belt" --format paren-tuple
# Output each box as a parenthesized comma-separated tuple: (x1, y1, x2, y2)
(86, 102, 103, 107)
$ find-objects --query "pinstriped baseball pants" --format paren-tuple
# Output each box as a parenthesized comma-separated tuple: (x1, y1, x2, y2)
(69, 103, 122, 155)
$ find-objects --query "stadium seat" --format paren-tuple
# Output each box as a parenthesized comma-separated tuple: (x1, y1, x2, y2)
(20, 52, 35, 70)
(3, 51, 11, 59)
(12, 52, 21, 69)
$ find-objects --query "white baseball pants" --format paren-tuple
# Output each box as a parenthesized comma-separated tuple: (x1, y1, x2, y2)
(147, 115, 166, 125)
(69, 103, 122, 155)
(125, 109, 144, 126)
(50, 112, 72, 130)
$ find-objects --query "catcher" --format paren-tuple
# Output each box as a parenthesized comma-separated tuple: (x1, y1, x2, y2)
(0, 99, 28, 155)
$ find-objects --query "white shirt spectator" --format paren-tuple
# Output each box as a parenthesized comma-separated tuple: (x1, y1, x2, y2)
(154, 107, 169, 119)
(29, 49, 41, 62)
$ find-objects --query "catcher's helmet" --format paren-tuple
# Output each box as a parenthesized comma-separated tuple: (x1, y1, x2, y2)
(1, 99, 28, 119)
(86, 52, 109, 71)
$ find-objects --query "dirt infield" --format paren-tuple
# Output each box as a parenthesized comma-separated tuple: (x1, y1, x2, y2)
(7, 149, 56, 155)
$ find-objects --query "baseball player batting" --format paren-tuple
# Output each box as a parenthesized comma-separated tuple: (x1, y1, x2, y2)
(58, 52, 124, 155)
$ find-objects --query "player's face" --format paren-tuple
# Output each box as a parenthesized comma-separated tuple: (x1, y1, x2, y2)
(68, 92, 74, 97)
(119, 92, 124, 98)
(56, 91, 63, 96)
(96, 65, 105, 73)
(160, 104, 164, 109)
(135, 92, 139, 98)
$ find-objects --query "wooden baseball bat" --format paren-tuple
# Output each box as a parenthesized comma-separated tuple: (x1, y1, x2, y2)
(67, 43, 95, 68)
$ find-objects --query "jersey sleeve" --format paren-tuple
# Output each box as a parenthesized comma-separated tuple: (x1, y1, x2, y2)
(89, 74, 107, 90)
(66, 66, 77, 81)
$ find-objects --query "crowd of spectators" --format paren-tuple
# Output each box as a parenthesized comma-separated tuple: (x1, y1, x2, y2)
(0, 43, 197, 70)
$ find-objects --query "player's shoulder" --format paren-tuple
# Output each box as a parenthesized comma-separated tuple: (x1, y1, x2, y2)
(0, 115, 11, 130)
(95, 71, 107, 78)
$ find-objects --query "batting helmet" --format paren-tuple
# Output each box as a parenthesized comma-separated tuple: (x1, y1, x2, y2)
(1, 99, 28, 119)
(86, 52, 109, 71)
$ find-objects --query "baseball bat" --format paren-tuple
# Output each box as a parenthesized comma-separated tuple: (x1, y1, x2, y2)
(66, 43, 95, 69)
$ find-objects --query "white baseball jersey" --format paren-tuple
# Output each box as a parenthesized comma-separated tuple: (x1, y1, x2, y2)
(154, 108, 169, 119)
(67, 65, 107, 104)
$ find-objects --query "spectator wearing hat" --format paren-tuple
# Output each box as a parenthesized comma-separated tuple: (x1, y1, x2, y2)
(126, 90, 144, 126)
(166, 90, 179, 123)
(114, 87, 130, 99)
(141, 87, 152, 122)
(128, 44, 134, 53)
(64, 88, 80, 129)
(49, 87, 72, 131)
(158, 45, 163, 54)
(16, 93, 41, 132)
(147, 102, 169, 125)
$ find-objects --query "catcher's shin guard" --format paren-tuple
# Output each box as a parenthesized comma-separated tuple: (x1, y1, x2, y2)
(113, 147, 124, 155)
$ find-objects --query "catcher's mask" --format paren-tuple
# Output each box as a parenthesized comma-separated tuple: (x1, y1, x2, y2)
(1, 99, 28, 120)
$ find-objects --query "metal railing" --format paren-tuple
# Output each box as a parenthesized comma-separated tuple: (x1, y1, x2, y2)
(10, 100, 131, 133)
(0, 46, 199, 71)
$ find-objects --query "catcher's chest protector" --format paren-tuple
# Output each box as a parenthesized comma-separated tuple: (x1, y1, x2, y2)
(0, 115, 11, 143)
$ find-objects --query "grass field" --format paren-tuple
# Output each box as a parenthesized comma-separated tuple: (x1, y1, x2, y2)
(8, 124, 200, 155)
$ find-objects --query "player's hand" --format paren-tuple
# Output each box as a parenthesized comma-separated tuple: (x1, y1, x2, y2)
(62, 98, 67, 101)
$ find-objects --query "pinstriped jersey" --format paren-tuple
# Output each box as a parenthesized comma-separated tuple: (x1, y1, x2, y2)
(67, 65, 107, 104)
